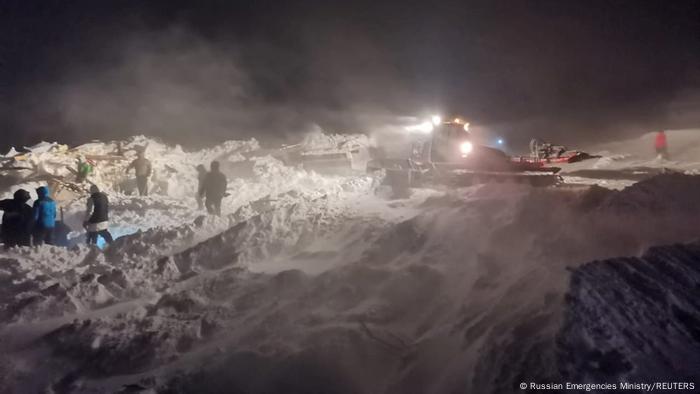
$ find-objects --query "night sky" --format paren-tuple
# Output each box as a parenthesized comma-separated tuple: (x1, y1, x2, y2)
(1, 0, 699, 151)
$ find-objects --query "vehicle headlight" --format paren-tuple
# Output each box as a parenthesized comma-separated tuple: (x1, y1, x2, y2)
(459, 141, 473, 155)
(419, 121, 434, 133)
(405, 121, 434, 134)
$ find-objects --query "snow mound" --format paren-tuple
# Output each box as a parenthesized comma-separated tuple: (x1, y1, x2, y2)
(560, 242, 700, 383)
(2, 134, 382, 254)
(591, 154, 631, 169)
(599, 173, 700, 213)
(301, 129, 370, 154)
(0, 135, 261, 207)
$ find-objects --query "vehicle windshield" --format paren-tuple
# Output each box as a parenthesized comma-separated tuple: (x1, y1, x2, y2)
(429, 123, 472, 162)
(438, 123, 470, 141)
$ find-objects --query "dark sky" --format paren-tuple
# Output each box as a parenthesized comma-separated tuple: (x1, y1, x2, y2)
(1, 0, 700, 151)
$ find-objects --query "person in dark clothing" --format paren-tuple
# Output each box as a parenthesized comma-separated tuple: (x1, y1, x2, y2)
(84, 185, 113, 245)
(33, 186, 56, 245)
(199, 161, 228, 216)
(0, 189, 34, 248)
(195, 164, 207, 210)
(126, 149, 152, 196)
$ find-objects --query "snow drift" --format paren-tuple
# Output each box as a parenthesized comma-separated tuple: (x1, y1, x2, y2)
(2, 173, 700, 392)
(560, 242, 700, 384)
(1, 135, 700, 393)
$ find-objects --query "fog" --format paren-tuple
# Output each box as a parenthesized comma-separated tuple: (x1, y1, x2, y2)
(2, 25, 422, 151)
(2, 1, 700, 152)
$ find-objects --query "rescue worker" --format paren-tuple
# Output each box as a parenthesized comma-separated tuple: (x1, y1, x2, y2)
(76, 157, 94, 183)
(84, 185, 113, 245)
(529, 138, 543, 160)
(655, 130, 669, 160)
(0, 189, 34, 248)
(195, 164, 207, 209)
(199, 161, 227, 216)
(126, 148, 152, 196)
(33, 186, 56, 245)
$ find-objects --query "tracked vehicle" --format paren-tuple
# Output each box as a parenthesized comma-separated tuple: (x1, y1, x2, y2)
(367, 119, 561, 194)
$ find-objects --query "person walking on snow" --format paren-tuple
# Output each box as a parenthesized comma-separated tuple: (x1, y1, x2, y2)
(655, 130, 670, 160)
(199, 161, 228, 216)
(196, 164, 207, 210)
(0, 189, 34, 248)
(33, 186, 56, 245)
(84, 185, 113, 245)
(126, 148, 152, 196)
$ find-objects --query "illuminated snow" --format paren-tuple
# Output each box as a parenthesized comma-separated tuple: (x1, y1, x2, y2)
(1, 131, 700, 392)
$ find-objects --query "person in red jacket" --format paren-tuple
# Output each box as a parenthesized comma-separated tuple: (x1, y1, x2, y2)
(655, 130, 669, 160)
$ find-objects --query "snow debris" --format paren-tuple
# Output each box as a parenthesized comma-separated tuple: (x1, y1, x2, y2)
(1, 132, 700, 392)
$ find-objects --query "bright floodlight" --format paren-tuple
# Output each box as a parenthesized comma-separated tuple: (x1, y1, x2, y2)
(497, 138, 504, 145)
(405, 121, 434, 133)
(459, 141, 473, 155)
(431, 115, 441, 126)
(463, 122, 470, 131)
(419, 121, 434, 133)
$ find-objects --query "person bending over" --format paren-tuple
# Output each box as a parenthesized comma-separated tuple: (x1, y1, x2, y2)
(84, 185, 114, 245)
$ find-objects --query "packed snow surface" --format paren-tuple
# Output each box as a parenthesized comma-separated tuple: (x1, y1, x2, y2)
(1, 132, 700, 393)
(558, 129, 700, 189)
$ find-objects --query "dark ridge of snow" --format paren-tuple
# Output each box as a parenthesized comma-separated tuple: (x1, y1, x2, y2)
(598, 173, 700, 214)
(558, 242, 700, 383)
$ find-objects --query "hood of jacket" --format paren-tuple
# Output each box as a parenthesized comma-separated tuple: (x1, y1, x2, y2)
(36, 186, 50, 199)
(13, 189, 31, 203)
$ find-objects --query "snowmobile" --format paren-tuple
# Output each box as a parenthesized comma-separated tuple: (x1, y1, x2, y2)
(516, 139, 600, 164)
(367, 120, 561, 194)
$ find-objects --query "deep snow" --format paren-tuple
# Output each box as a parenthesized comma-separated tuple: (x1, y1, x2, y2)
(0, 131, 699, 393)
(558, 129, 700, 189)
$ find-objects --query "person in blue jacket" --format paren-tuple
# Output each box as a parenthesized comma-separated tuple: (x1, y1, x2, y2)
(33, 186, 56, 245)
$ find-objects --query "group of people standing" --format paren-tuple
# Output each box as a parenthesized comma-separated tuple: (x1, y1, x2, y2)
(0, 184, 114, 249)
(0, 186, 57, 248)
(1, 156, 228, 249)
